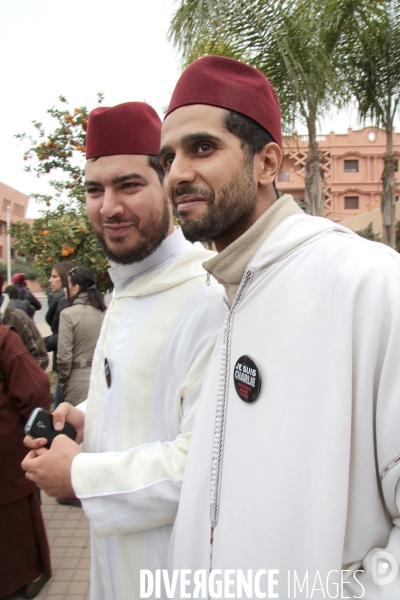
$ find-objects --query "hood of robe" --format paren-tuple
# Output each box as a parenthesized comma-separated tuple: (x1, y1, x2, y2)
(116, 243, 215, 298)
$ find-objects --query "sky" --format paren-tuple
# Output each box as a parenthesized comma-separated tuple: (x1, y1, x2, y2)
(0, 0, 181, 216)
(1, 0, 395, 218)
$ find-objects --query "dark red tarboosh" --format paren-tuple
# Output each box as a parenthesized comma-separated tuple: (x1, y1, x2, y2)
(165, 55, 282, 148)
(86, 102, 161, 159)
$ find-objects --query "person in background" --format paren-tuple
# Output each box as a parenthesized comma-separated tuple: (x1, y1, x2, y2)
(43, 262, 75, 407)
(11, 273, 41, 318)
(0, 276, 48, 370)
(57, 266, 106, 407)
(0, 324, 52, 599)
(4, 284, 33, 316)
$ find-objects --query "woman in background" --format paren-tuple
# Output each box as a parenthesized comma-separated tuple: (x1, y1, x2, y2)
(43, 262, 75, 407)
(57, 266, 106, 406)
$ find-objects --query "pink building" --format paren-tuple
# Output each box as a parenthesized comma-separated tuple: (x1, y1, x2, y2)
(0, 181, 31, 261)
(277, 127, 400, 222)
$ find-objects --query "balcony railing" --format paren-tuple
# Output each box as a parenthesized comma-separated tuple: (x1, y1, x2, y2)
(300, 135, 326, 142)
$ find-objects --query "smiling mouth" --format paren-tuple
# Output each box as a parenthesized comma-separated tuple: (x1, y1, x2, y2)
(103, 223, 133, 237)
(175, 195, 206, 212)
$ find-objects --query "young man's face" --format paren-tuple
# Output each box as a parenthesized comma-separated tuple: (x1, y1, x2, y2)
(159, 104, 259, 250)
(85, 154, 173, 264)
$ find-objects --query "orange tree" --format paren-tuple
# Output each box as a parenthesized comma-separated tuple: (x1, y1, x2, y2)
(11, 94, 112, 292)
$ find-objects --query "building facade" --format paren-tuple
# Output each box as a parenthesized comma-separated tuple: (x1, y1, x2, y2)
(0, 181, 31, 261)
(277, 127, 400, 223)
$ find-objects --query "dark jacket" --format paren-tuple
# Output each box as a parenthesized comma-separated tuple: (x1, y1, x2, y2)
(14, 284, 41, 314)
(0, 325, 51, 506)
(10, 297, 35, 318)
(43, 288, 67, 371)
(0, 295, 49, 370)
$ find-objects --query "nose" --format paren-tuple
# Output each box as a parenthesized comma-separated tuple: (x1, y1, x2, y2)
(167, 153, 196, 190)
(99, 187, 124, 218)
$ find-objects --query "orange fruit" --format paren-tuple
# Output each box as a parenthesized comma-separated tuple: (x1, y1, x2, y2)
(42, 230, 49, 236)
(46, 256, 53, 263)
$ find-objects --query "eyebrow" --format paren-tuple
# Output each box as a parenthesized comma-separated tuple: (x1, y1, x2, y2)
(158, 132, 223, 159)
(84, 172, 147, 187)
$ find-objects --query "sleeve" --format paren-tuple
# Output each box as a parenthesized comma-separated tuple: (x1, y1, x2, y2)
(28, 291, 42, 311)
(57, 310, 74, 385)
(71, 341, 216, 538)
(343, 250, 400, 598)
(12, 311, 49, 371)
(3, 328, 52, 419)
(26, 302, 35, 319)
(43, 333, 58, 352)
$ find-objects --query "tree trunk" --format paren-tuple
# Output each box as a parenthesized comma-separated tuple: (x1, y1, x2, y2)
(381, 120, 396, 248)
(304, 115, 325, 216)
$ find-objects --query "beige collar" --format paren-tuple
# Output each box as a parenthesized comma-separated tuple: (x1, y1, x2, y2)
(204, 195, 302, 304)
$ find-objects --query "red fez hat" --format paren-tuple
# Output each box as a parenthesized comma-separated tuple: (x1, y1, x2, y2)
(166, 56, 282, 148)
(86, 102, 161, 159)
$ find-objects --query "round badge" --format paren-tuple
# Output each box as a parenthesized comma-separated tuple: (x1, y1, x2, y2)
(233, 355, 262, 403)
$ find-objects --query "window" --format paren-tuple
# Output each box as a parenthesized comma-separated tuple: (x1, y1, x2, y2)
(0, 247, 3, 258)
(344, 160, 359, 173)
(12, 203, 24, 217)
(345, 196, 359, 210)
(2, 198, 10, 211)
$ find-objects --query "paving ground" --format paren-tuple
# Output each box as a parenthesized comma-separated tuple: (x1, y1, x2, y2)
(4, 493, 91, 600)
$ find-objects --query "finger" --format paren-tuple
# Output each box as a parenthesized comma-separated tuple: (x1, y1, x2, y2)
(23, 435, 47, 449)
(31, 447, 47, 458)
(52, 403, 72, 430)
(21, 452, 35, 471)
(25, 470, 36, 482)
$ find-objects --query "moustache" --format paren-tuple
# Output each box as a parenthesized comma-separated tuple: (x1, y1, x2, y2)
(100, 216, 139, 228)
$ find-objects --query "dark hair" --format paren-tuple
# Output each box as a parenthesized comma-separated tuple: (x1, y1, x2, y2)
(4, 285, 19, 300)
(224, 110, 279, 197)
(148, 155, 164, 184)
(54, 262, 76, 284)
(65, 266, 106, 312)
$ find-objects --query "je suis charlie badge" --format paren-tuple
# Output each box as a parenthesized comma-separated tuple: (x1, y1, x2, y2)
(233, 355, 261, 403)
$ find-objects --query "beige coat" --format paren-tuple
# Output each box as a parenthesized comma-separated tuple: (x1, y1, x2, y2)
(57, 295, 105, 406)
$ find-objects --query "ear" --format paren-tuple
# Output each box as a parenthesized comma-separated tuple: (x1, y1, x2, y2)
(254, 142, 282, 186)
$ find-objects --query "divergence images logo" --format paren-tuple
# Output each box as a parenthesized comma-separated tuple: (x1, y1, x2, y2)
(372, 551, 398, 586)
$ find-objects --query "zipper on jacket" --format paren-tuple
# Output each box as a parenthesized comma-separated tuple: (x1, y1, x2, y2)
(208, 269, 254, 583)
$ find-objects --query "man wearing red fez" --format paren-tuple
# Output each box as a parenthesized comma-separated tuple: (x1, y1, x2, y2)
(160, 56, 400, 597)
(22, 101, 226, 600)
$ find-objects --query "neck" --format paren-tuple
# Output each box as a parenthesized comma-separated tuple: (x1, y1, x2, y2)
(214, 190, 277, 252)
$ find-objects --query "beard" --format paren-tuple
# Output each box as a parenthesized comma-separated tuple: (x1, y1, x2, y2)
(173, 158, 258, 243)
(94, 198, 171, 265)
